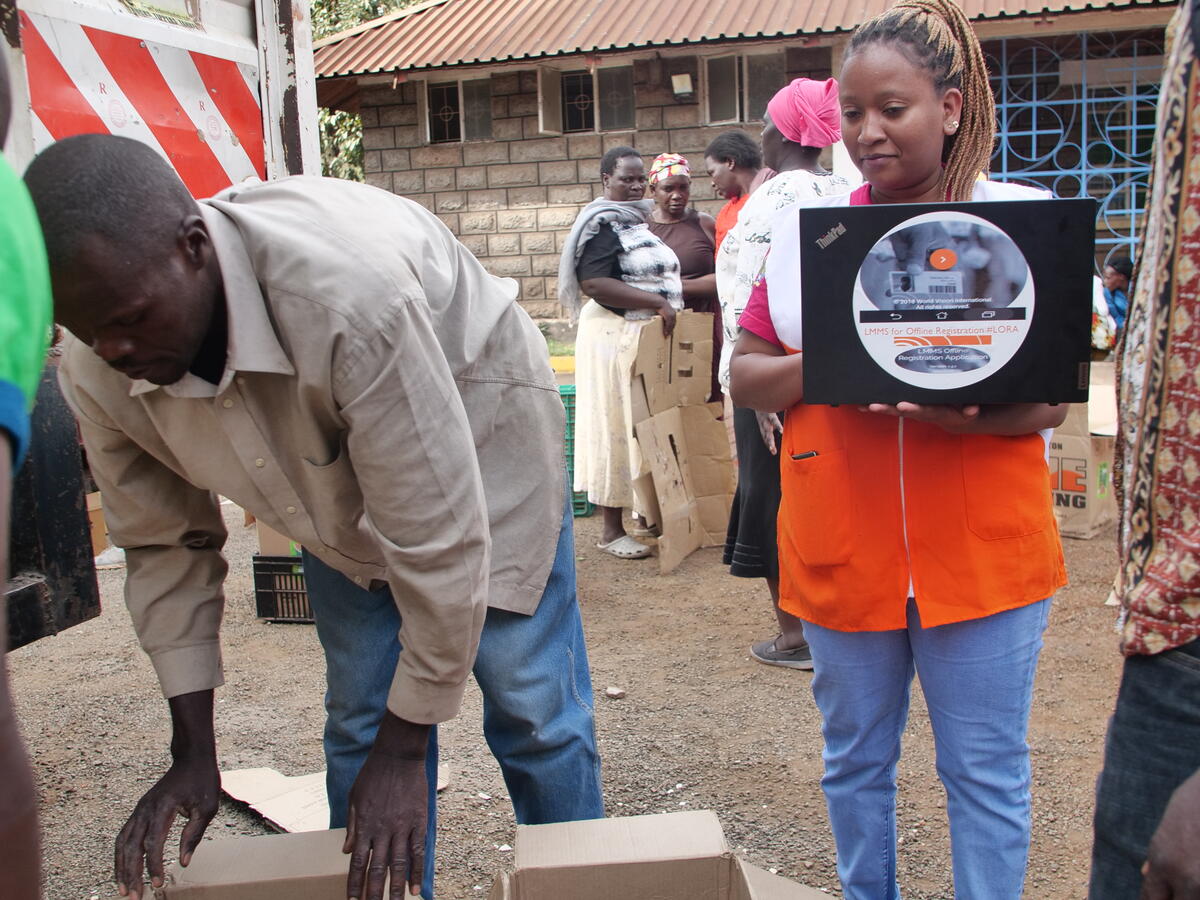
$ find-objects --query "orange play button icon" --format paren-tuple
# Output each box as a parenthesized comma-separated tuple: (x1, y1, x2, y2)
(929, 248, 957, 270)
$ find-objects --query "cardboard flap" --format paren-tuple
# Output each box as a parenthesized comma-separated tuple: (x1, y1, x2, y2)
(735, 859, 829, 899)
(631, 311, 715, 421)
(161, 829, 349, 898)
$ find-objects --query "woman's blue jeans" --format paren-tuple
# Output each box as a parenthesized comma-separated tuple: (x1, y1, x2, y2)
(803, 597, 1052, 900)
(302, 488, 603, 899)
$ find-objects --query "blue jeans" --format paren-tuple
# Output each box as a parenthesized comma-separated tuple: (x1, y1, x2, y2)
(303, 488, 603, 898)
(803, 597, 1052, 900)
(1089, 638, 1200, 900)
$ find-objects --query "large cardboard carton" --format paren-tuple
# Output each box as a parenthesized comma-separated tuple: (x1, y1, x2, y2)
(85, 491, 107, 556)
(257, 521, 301, 557)
(489, 810, 825, 900)
(630, 310, 715, 426)
(1050, 362, 1117, 539)
(160, 812, 824, 899)
(635, 404, 736, 574)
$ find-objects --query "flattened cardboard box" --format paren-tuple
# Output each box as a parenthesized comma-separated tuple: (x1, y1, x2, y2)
(1050, 361, 1116, 539)
(160, 811, 825, 898)
(635, 404, 736, 574)
(630, 310, 715, 427)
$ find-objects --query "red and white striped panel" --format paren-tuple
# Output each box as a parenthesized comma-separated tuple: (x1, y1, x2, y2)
(20, 10, 266, 198)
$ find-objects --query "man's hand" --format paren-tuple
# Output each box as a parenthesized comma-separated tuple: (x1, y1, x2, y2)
(115, 689, 219, 898)
(344, 712, 431, 900)
(656, 299, 677, 337)
(755, 411, 783, 455)
(114, 755, 219, 897)
(861, 401, 981, 433)
(1140, 768, 1200, 899)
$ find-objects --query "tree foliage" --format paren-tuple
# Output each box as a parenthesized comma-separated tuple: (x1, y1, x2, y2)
(311, 0, 415, 180)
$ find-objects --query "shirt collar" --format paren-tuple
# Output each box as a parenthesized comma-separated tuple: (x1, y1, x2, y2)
(128, 203, 296, 397)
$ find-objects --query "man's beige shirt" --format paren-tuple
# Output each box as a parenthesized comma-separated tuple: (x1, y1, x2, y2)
(58, 177, 565, 724)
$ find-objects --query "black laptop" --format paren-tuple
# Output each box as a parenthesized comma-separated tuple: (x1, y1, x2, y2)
(798, 198, 1096, 405)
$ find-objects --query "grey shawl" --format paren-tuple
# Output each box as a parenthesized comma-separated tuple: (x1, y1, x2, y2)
(556, 198, 654, 321)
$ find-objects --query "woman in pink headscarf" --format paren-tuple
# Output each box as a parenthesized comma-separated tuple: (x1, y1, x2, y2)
(719, 77, 851, 672)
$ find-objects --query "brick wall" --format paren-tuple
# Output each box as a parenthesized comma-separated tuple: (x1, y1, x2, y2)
(357, 56, 821, 319)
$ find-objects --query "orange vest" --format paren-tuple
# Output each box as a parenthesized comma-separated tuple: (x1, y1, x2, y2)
(777, 403, 1067, 631)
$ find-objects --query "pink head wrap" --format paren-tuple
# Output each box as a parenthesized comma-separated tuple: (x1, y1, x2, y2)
(647, 152, 690, 186)
(765, 77, 842, 148)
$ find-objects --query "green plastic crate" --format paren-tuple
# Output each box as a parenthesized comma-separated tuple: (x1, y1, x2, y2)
(558, 385, 594, 517)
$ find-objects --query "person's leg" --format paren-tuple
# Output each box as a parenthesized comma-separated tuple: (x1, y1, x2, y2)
(1090, 638, 1200, 900)
(472, 489, 604, 824)
(769, 575, 808, 652)
(911, 598, 1052, 900)
(302, 550, 438, 899)
(803, 617, 915, 900)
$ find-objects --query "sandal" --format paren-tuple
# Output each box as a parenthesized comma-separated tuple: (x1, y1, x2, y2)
(596, 534, 652, 559)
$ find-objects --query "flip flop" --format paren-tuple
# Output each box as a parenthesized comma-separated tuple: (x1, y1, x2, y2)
(596, 534, 652, 559)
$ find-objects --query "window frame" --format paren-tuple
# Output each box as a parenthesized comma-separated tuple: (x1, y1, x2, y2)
(536, 63, 637, 136)
(419, 76, 494, 145)
(701, 50, 788, 125)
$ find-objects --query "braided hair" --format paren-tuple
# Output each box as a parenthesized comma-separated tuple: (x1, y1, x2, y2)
(846, 0, 994, 202)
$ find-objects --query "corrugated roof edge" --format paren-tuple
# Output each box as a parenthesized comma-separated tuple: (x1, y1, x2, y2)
(314, 0, 450, 49)
(314, 0, 1172, 79)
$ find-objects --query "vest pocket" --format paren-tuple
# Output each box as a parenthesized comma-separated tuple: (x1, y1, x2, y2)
(782, 448, 853, 567)
(961, 434, 1050, 541)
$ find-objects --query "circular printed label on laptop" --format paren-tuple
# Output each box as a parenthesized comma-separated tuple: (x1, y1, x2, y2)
(851, 210, 1034, 391)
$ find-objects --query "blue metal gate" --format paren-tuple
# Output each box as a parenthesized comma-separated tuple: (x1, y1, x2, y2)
(984, 30, 1165, 268)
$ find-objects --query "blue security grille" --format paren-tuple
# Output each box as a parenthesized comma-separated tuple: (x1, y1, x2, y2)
(984, 30, 1165, 269)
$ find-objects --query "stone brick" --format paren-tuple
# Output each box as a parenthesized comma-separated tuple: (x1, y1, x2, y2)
(520, 300, 561, 319)
(460, 211, 497, 233)
(425, 169, 456, 191)
(508, 93, 537, 117)
(363, 150, 382, 174)
(491, 95, 509, 118)
(636, 84, 676, 107)
(362, 127, 395, 150)
(635, 131, 668, 155)
(663, 104, 701, 129)
(492, 72, 520, 95)
(463, 142, 510, 165)
(670, 127, 726, 155)
(392, 169, 425, 194)
(497, 209, 537, 231)
(575, 158, 601, 181)
(602, 132, 637, 151)
(510, 137, 568, 162)
(529, 254, 561, 276)
(456, 166, 487, 190)
(567, 134, 602, 158)
(394, 125, 421, 148)
(401, 83, 418, 104)
(435, 191, 466, 213)
(488, 163, 539, 187)
(689, 178, 715, 201)
(361, 84, 400, 105)
(379, 104, 418, 126)
(545, 277, 558, 298)
(381, 148, 411, 170)
(460, 234, 488, 256)
(538, 160, 577, 184)
(492, 118, 523, 142)
(521, 116, 542, 139)
(547, 184, 592, 205)
(636, 106, 663, 130)
(538, 207, 578, 229)
(364, 172, 393, 192)
(519, 71, 537, 93)
(437, 213, 460, 234)
(408, 193, 435, 211)
(520, 277, 546, 300)
(521, 231, 556, 254)
(359, 107, 379, 127)
(554, 231, 571, 252)
(467, 189, 508, 210)
(508, 186, 548, 208)
(412, 144, 463, 168)
(484, 256, 532, 277)
(487, 233, 522, 256)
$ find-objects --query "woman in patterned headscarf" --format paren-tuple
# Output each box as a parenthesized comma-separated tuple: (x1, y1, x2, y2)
(646, 152, 722, 402)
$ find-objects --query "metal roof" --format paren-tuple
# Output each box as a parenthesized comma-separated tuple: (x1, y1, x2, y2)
(314, 0, 1171, 79)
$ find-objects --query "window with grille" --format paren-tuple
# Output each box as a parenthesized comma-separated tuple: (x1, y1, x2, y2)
(561, 70, 595, 133)
(597, 66, 635, 131)
(705, 53, 787, 124)
(428, 81, 461, 143)
(426, 78, 492, 144)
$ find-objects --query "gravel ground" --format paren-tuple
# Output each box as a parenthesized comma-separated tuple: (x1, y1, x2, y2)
(9, 501, 1123, 898)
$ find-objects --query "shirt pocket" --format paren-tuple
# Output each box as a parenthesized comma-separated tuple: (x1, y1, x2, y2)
(961, 434, 1049, 541)
(781, 448, 854, 567)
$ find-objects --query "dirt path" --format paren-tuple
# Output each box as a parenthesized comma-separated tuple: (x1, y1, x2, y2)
(9, 503, 1123, 898)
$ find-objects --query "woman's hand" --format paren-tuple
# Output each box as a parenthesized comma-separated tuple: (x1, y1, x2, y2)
(656, 299, 677, 337)
(860, 402, 1068, 436)
(861, 402, 981, 432)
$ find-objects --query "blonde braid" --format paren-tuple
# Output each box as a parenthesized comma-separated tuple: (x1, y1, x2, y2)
(847, 0, 995, 201)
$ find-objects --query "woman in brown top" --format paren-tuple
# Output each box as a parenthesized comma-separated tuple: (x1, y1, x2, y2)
(646, 153, 722, 402)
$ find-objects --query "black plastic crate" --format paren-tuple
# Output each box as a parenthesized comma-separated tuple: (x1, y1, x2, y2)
(252, 554, 313, 623)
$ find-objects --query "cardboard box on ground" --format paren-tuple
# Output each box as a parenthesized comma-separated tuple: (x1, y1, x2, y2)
(158, 810, 825, 899)
(628, 311, 735, 574)
(1050, 361, 1117, 539)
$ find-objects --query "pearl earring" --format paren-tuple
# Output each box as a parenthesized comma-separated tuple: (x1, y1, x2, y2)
(947, 121, 959, 133)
